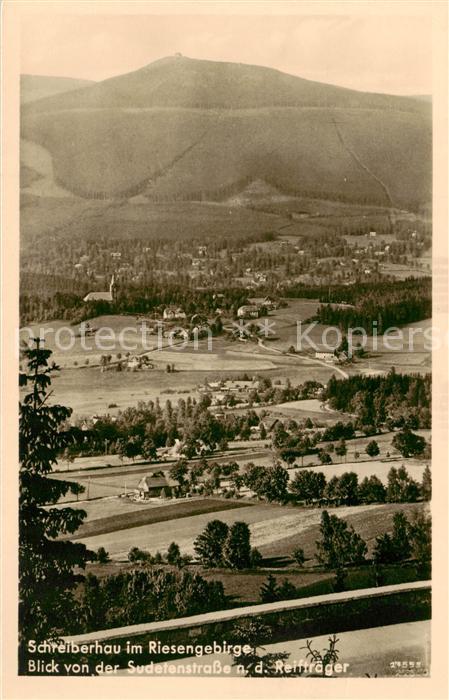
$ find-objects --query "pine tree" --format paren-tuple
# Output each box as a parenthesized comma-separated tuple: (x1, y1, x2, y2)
(421, 465, 431, 501)
(316, 510, 367, 569)
(259, 574, 279, 603)
(223, 521, 252, 569)
(193, 519, 229, 567)
(19, 340, 94, 665)
(167, 542, 181, 566)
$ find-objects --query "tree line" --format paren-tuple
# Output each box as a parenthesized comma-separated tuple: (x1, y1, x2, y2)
(260, 507, 431, 602)
(283, 276, 430, 306)
(324, 369, 431, 431)
(289, 464, 430, 506)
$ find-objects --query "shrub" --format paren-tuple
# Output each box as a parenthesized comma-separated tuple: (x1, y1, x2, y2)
(127, 547, 150, 563)
(292, 547, 305, 567)
(249, 547, 263, 568)
(365, 440, 380, 458)
(259, 574, 279, 603)
(223, 522, 252, 569)
(166, 542, 181, 566)
(193, 520, 229, 568)
(96, 547, 110, 564)
(81, 567, 227, 631)
(316, 510, 367, 569)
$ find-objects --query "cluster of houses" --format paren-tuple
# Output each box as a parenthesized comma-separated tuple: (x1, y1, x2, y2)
(199, 378, 258, 407)
(236, 296, 279, 319)
(314, 349, 349, 363)
(162, 306, 187, 321)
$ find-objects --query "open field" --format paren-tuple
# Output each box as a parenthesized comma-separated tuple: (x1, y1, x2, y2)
(20, 302, 431, 417)
(379, 262, 431, 279)
(25, 363, 335, 418)
(196, 560, 424, 607)
(288, 458, 427, 486)
(67, 498, 253, 539)
(21, 195, 289, 244)
(258, 502, 427, 561)
(72, 499, 425, 562)
(73, 502, 286, 558)
(75, 499, 427, 609)
(232, 400, 348, 426)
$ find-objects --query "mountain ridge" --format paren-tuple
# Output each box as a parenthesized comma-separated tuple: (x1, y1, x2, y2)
(21, 74, 95, 104)
(20, 56, 432, 209)
(23, 55, 430, 113)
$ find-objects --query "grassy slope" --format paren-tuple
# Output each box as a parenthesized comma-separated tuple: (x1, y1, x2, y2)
(21, 108, 430, 207)
(21, 75, 95, 104)
(82, 500, 427, 605)
(20, 198, 288, 246)
(258, 502, 426, 561)
(71, 498, 254, 539)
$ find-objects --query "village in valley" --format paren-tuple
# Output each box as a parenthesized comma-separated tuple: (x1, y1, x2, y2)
(18, 49, 433, 677)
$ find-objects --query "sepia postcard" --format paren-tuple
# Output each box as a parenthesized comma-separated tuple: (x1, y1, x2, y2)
(1, 1, 448, 698)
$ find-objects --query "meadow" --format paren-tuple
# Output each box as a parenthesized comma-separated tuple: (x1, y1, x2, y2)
(70, 498, 253, 539)
(72, 499, 426, 563)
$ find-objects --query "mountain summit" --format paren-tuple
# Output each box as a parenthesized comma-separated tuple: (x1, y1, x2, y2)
(21, 56, 431, 208)
(24, 54, 428, 112)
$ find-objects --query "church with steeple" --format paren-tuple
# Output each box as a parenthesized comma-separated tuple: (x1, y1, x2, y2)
(83, 275, 117, 303)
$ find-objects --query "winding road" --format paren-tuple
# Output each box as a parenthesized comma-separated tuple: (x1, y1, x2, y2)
(257, 338, 349, 379)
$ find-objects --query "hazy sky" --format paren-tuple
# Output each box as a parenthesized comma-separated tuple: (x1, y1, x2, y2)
(20, 13, 432, 95)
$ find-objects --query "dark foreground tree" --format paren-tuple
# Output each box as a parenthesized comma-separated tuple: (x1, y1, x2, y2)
(260, 463, 289, 503)
(193, 519, 229, 567)
(421, 465, 432, 501)
(223, 521, 252, 569)
(365, 440, 380, 458)
(392, 428, 426, 458)
(408, 511, 432, 577)
(289, 470, 325, 503)
(386, 465, 420, 503)
(316, 510, 367, 570)
(373, 509, 431, 576)
(293, 547, 306, 567)
(259, 574, 280, 603)
(81, 567, 226, 630)
(166, 541, 181, 566)
(96, 547, 110, 564)
(358, 475, 386, 504)
(19, 340, 94, 666)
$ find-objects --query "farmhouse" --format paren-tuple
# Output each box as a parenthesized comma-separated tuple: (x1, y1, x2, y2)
(199, 378, 257, 405)
(250, 422, 266, 440)
(83, 275, 117, 303)
(315, 351, 336, 362)
(163, 306, 187, 321)
(237, 304, 261, 319)
(222, 379, 257, 394)
(137, 474, 178, 499)
(262, 295, 279, 310)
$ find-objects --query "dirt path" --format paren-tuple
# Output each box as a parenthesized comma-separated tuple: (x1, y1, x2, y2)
(332, 118, 393, 207)
(257, 339, 349, 379)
